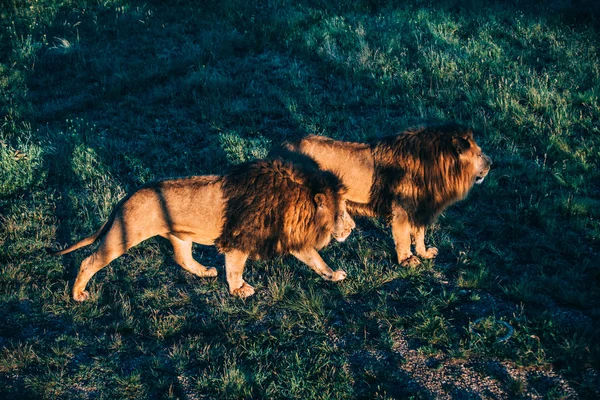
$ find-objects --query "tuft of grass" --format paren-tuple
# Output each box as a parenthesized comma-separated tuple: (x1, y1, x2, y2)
(0, 130, 46, 197)
(0, 342, 40, 373)
(219, 131, 271, 164)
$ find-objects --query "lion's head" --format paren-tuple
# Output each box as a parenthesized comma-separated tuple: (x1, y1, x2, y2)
(452, 130, 493, 185)
(314, 193, 355, 244)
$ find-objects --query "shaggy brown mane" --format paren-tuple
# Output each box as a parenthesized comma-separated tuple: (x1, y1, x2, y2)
(217, 158, 346, 260)
(354, 124, 478, 227)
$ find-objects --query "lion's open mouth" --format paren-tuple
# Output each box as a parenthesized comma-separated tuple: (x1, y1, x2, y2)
(475, 176, 485, 184)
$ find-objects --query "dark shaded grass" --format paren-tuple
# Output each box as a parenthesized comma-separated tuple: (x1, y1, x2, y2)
(1, 0, 599, 398)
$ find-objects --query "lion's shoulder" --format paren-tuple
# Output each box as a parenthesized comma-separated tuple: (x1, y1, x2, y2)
(218, 158, 345, 259)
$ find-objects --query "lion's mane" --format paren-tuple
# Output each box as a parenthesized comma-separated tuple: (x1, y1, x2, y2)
(352, 124, 480, 227)
(217, 158, 346, 260)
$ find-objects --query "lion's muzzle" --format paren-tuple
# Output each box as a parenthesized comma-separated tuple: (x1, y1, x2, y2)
(475, 154, 492, 184)
(332, 208, 355, 242)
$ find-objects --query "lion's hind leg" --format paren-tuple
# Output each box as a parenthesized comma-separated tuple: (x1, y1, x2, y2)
(72, 240, 126, 302)
(163, 234, 218, 277)
(72, 252, 108, 302)
(71, 217, 149, 301)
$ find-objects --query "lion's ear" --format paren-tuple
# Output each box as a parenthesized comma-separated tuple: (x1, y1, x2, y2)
(314, 193, 327, 208)
(452, 137, 471, 154)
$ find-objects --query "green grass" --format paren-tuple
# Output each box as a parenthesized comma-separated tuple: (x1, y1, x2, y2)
(1, 0, 599, 398)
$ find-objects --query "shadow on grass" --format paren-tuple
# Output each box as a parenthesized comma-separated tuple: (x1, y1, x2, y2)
(3, 0, 598, 397)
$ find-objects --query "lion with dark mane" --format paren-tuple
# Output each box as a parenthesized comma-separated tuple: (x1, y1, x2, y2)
(48, 158, 354, 300)
(281, 124, 492, 266)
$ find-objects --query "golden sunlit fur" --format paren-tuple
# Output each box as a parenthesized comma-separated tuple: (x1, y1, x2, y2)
(282, 124, 492, 266)
(48, 159, 355, 301)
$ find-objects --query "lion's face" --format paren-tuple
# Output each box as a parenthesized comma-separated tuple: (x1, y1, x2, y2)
(314, 192, 355, 244)
(332, 200, 355, 242)
(461, 141, 492, 184)
(456, 137, 492, 185)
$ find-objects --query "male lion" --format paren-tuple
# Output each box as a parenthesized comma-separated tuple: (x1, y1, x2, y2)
(280, 124, 492, 266)
(48, 159, 354, 300)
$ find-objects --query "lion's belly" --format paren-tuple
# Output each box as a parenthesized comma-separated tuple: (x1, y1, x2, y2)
(165, 230, 216, 246)
(167, 188, 225, 245)
(169, 213, 224, 245)
(171, 232, 218, 246)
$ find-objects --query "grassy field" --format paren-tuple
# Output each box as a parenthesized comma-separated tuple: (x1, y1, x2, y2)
(1, 0, 599, 398)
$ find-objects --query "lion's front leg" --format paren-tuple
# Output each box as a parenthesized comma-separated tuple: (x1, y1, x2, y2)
(224, 249, 254, 298)
(291, 248, 346, 281)
(412, 225, 438, 260)
(391, 204, 420, 267)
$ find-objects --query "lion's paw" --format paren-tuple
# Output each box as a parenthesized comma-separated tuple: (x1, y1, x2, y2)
(231, 282, 255, 298)
(425, 247, 439, 259)
(73, 290, 90, 302)
(400, 255, 421, 268)
(200, 267, 218, 277)
(331, 270, 347, 281)
(420, 247, 438, 259)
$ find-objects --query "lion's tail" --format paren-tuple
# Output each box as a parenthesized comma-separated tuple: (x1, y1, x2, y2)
(45, 198, 126, 257)
(47, 191, 133, 256)
(46, 219, 110, 255)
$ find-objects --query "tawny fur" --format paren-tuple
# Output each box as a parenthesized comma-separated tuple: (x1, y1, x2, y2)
(48, 159, 355, 301)
(280, 124, 492, 266)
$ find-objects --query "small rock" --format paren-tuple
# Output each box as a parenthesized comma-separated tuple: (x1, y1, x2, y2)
(425, 358, 441, 369)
